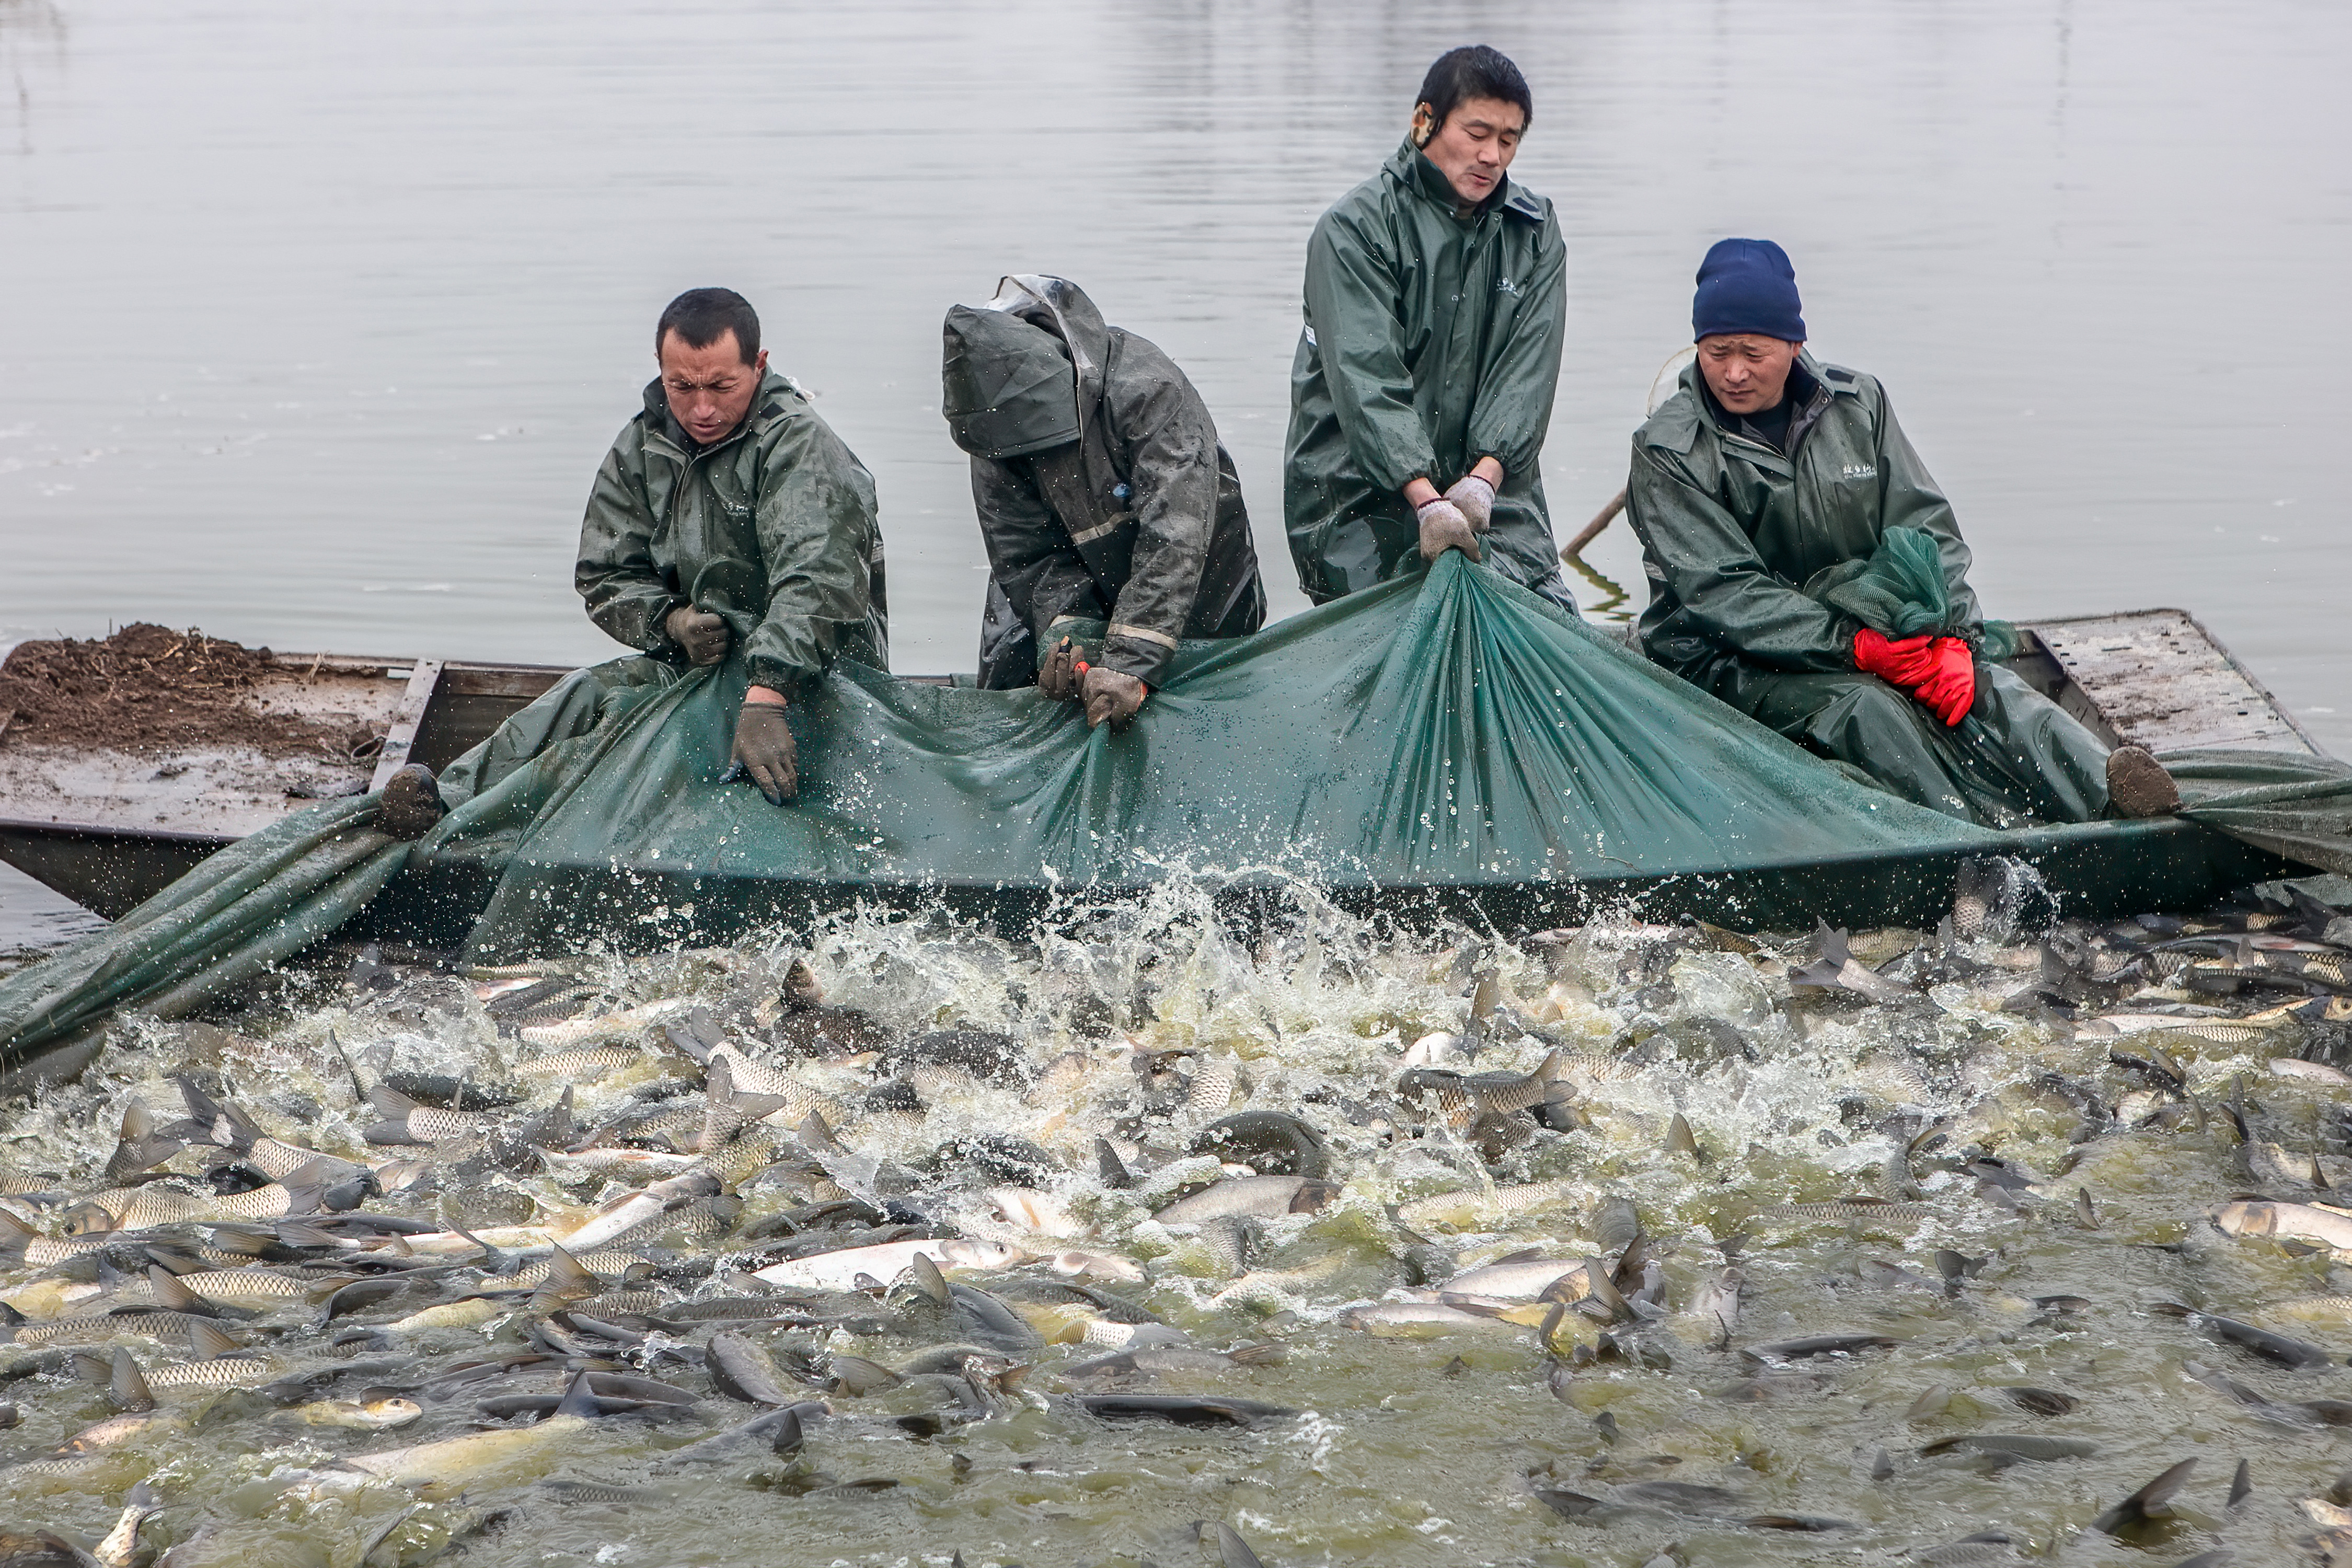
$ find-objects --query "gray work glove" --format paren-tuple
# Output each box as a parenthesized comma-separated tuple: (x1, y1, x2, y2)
(1444, 473, 1497, 533)
(1037, 636, 1087, 701)
(1416, 497, 1482, 563)
(1081, 665, 1147, 730)
(730, 700, 797, 804)
(665, 604, 732, 666)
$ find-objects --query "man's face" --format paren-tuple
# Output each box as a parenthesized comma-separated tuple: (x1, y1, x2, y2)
(1697, 333, 1802, 416)
(1417, 96, 1525, 207)
(659, 330, 769, 445)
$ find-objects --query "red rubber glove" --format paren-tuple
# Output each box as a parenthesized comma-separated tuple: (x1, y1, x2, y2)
(1852, 628, 1939, 686)
(1913, 637, 1976, 727)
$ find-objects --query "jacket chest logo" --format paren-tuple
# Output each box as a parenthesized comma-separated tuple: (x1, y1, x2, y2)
(1496, 276, 1521, 296)
(1838, 463, 1877, 481)
(714, 497, 752, 518)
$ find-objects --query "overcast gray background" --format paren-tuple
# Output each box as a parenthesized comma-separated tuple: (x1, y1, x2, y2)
(3, 0, 2345, 721)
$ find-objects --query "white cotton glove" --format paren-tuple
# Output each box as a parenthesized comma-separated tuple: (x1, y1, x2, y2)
(1416, 498, 1483, 563)
(1443, 474, 1497, 533)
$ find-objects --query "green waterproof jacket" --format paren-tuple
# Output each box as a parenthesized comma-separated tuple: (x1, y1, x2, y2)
(1284, 140, 1572, 609)
(577, 372, 889, 698)
(1626, 354, 1981, 689)
(961, 276, 1264, 688)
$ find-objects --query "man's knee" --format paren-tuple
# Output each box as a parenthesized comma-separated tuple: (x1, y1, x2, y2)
(1806, 677, 1937, 757)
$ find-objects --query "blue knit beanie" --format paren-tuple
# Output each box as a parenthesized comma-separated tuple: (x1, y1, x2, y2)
(1692, 238, 1806, 342)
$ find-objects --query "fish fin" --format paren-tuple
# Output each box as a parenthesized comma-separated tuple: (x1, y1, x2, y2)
(1206, 1521, 1263, 1568)
(705, 1054, 735, 1106)
(274, 1183, 327, 1219)
(2229, 1457, 2252, 1507)
(1816, 923, 1852, 967)
(1224, 1342, 1287, 1367)
(1290, 1180, 1340, 1214)
(188, 1320, 244, 1359)
(146, 1265, 201, 1315)
(826, 1354, 901, 1394)
(175, 1076, 227, 1137)
(367, 1084, 422, 1119)
(356, 1503, 418, 1565)
(1095, 1138, 1134, 1189)
(528, 1086, 577, 1148)
(1665, 1112, 1700, 1158)
(68, 1350, 112, 1387)
(273, 1219, 340, 1249)
(551, 1370, 603, 1420)
(797, 1112, 843, 1154)
(768, 1404, 804, 1455)
(662, 1021, 714, 1066)
(33, 1531, 104, 1568)
(906, 1252, 951, 1308)
(110, 1348, 155, 1413)
(324, 1025, 371, 1105)
(0, 1205, 36, 1265)
(528, 1244, 597, 1316)
(2092, 1457, 2199, 1532)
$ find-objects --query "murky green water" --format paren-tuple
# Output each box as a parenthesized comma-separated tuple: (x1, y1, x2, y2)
(3, 884, 2350, 1564)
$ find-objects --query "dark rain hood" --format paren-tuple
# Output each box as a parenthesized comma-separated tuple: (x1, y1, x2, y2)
(942, 301, 1080, 460)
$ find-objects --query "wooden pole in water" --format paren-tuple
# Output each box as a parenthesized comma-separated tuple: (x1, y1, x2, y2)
(1561, 488, 1627, 560)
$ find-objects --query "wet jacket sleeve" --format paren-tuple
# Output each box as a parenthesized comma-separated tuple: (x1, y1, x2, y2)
(1872, 387, 1984, 633)
(1628, 438, 1857, 672)
(1465, 211, 1567, 478)
(971, 456, 1110, 650)
(575, 424, 688, 657)
(743, 413, 883, 698)
(1096, 336, 1221, 686)
(1302, 205, 1440, 494)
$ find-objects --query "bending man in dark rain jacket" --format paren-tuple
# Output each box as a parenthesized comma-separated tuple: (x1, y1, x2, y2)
(1285, 45, 1575, 611)
(1625, 240, 2180, 828)
(943, 274, 1264, 728)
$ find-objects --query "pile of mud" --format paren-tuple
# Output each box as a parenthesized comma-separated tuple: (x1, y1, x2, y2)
(0, 625, 378, 760)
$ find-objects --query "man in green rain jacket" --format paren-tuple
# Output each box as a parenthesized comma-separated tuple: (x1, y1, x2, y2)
(942, 275, 1264, 728)
(1285, 45, 1575, 611)
(1624, 239, 2179, 827)
(374, 288, 885, 835)
(576, 287, 887, 806)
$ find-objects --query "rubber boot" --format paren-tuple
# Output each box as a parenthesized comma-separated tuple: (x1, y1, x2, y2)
(377, 764, 446, 840)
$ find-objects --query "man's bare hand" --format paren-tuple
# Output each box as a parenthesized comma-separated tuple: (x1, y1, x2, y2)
(666, 605, 731, 666)
(1081, 666, 1147, 730)
(1416, 497, 1482, 562)
(731, 700, 797, 804)
(1037, 636, 1086, 700)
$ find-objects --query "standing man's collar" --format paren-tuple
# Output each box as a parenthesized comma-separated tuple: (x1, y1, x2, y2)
(1386, 139, 1507, 220)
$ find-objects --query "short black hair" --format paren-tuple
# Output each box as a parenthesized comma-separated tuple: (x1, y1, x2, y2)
(1416, 45, 1532, 133)
(656, 287, 760, 364)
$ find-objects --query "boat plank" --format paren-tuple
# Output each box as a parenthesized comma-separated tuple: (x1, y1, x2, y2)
(2030, 609, 2315, 755)
(368, 660, 445, 792)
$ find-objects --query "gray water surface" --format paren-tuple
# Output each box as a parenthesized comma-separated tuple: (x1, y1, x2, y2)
(4, 0, 2346, 720)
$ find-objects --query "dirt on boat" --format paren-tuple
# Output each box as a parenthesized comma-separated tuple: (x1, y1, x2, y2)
(0, 624, 381, 760)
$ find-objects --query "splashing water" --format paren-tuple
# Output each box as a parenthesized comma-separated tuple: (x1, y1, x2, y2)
(1, 874, 2349, 1566)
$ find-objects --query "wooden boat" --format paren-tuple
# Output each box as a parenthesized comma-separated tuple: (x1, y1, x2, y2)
(0, 608, 2325, 931)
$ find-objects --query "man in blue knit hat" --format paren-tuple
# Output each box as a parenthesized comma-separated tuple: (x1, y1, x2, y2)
(1622, 238, 2178, 826)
